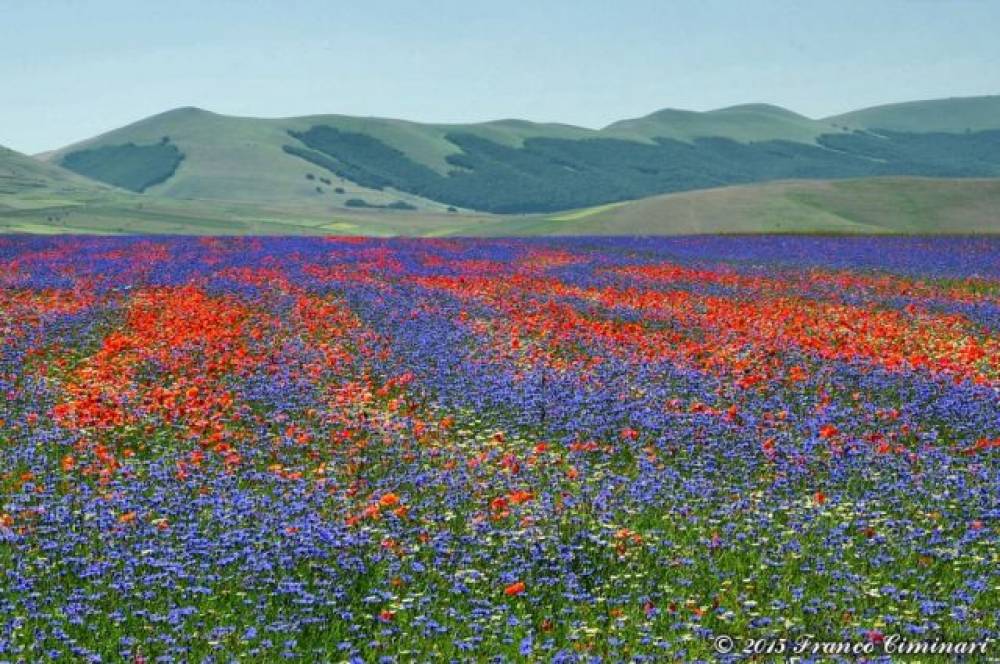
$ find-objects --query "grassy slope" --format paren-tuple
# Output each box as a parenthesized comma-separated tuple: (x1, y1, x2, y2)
(4, 140, 495, 235)
(0, 186, 500, 236)
(6, 136, 1000, 236)
(0, 148, 497, 237)
(0, 144, 106, 198)
(471, 178, 1000, 236)
(0, 194, 504, 236)
(41, 108, 599, 209)
(4, 167, 999, 236)
(43, 108, 459, 213)
(825, 95, 1000, 133)
(0, 145, 125, 232)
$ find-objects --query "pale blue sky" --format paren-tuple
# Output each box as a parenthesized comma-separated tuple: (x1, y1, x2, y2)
(3, 0, 999, 154)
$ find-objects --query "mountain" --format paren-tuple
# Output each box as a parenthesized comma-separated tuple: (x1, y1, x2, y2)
(40, 107, 603, 213)
(38, 95, 1000, 215)
(603, 103, 841, 143)
(40, 108, 453, 213)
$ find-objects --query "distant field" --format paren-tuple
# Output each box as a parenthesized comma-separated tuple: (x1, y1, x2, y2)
(3, 175, 999, 236)
(0, 189, 497, 236)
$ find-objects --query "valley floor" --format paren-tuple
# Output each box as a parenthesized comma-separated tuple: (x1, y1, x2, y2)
(3, 177, 999, 236)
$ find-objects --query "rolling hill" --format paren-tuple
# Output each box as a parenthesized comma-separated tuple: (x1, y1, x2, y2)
(39, 95, 1000, 215)
(603, 103, 842, 143)
(3, 167, 998, 236)
(0, 143, 123, 233)
(1, 141, 498, 235)
(0, 144, 105, 198)
(487, 178, 1000, 236)
(826, 95, 1000, 134)
(40, 108, 456, 214)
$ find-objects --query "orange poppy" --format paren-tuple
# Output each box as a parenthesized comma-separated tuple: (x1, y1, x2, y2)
(504, 581, 526, 596)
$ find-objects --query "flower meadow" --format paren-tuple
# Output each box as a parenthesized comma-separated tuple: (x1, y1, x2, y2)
(1, 235, 998, 663)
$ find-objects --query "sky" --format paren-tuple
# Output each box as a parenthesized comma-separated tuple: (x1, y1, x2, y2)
(3, 0, 999, 154)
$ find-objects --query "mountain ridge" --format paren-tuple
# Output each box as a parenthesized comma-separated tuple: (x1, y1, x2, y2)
(35, 94, 1000, 157)
(30, 94, 1000, 214)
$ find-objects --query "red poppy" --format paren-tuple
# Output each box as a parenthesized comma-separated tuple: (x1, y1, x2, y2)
(509, 490, 533, 505)
(819, 424, 839, 439)
(504, 581, 526, 596)
(379, 492, 400, 508)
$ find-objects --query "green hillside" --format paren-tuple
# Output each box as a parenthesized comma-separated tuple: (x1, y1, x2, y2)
(825, 95, 1000, 133)
(0, 144, 125, 230)
(45, 108, 461, 213)
(0, 143, 499, 235)
(38, 95, 1000, 215)
(45, 104, 847, 211)
(44, 107, 599, 212)
(497, 178, 1000, 236)
(0, 144, 104, 197)
(286, 124, 1000, 212)
(0, 192, 497, 236)
(4, 165, 998, 236)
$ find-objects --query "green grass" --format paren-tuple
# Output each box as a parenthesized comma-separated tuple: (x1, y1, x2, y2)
(0, 144, 106, 196)
(4, 173, 1000, 236)
(0, 183, 499, 236)
(502, 177, 1000, 236)
(0, 196, 459, 236)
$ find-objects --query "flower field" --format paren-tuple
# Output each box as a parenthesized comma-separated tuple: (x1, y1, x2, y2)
(1, 235, 998, 662)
